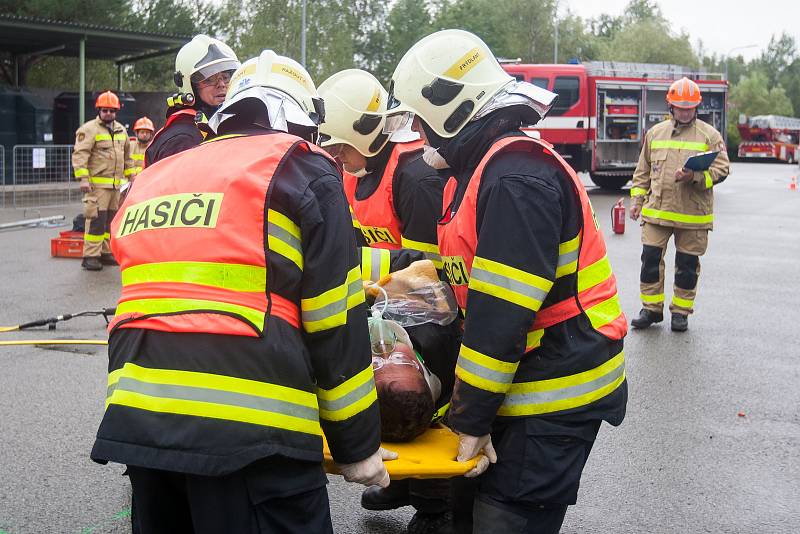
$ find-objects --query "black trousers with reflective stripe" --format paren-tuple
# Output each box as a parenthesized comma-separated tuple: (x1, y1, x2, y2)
(128, 456, 331, 534)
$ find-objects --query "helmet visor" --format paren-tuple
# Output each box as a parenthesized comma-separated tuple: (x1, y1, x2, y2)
(191, 60, 241, 84)
(383, 111, 414, 135)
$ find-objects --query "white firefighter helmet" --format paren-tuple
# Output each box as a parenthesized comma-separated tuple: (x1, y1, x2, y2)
(387, 29, 516, 139)
(174, 35, 240, 97)
(318, 69, 392, 157)
(208, 50, 324, 134)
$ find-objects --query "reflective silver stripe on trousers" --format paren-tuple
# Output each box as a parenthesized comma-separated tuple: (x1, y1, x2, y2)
(108, 377, 319, 420)
(501, 362, 625, 407)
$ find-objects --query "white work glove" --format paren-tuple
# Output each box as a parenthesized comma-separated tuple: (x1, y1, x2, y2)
(337, 446, 398, 488)
(457, 433, 497, 478)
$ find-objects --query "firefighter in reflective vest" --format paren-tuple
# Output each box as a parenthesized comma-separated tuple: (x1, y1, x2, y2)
(630, 77, 729, 332)
(72, 91, 133, 271)
(318, 69, 444, 268)
(92, 50, 394, 531)
(387, 30, 628, 534)
(144, 35, 240, 166)
(130, 117, 154, 179)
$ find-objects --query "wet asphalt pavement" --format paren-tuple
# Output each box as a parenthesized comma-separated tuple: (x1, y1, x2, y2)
(0, 162, 798, 533)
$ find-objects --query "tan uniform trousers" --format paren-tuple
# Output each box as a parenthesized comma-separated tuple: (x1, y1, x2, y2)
(640, 222, 708, 315)
(83, 188, 120, 258)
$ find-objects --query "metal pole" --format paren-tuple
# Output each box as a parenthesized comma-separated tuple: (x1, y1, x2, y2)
(79, 36, 86, 125)
(724, 44, 758, 82)
(301, 0, 307, 67)
(553, 1, 559, 64)
(0, 215, 66, 231)
(117, 64, 122, 92)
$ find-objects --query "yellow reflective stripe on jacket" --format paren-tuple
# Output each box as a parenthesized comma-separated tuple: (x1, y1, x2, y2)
(640, 293, 664, 304)
(400, 237, 443, 269)
(116, 297, 265, 330)
(316, 365, 377, 421)
(672, 295, 694, 308)
(124, 168, 136, 177)
(576, 255, 613, 293)
(267, 209, 303, 271)
(301, 266, 364, 333)
(497, 351, 625, 416)
(74, 167, 89, 178)
(84, 232, 106, 242)
(94, 133, 114, 142)
(106, 362, 321, 435)
(585, 294, 623, 331)
(525, 328, 545, 351)
(630, 187, 648, 197)
(361, 247, 391, 282)
(650, 140, 709, 151)
(89, 176, 122, 186)
(131, 153, 145, 161)
(469, 256, 553, 312)
(704, 171, 713, 189)
(121, 261, 266, 292)
(555, 233, 580, 278)
(641, 207, 713, 225)
(455, 344, 519, 394)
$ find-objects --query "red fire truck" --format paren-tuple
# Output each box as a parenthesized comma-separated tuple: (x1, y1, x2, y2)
(737, 115, 800, 163)
(501, 61, 728, 189)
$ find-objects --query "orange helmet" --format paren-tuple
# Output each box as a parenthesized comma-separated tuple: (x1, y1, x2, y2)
(95, 91, 121, 110)
(133, 117, 155, 132)
(666, 77, 701, 109)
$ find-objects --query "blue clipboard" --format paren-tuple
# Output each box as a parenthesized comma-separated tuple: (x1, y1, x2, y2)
(684, 151, 719, 171)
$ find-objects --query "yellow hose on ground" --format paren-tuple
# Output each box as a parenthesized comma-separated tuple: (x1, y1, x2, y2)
(0, 326, 20, 333)
(0, 339, 108, 346)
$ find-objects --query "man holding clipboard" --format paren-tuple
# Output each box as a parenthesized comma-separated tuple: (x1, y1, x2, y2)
(629, 77, 730, 332)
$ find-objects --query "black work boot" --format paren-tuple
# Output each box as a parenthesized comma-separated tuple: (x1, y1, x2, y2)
(407, 511, 454, 534)
(631, 308, 663, 329)
(100, 253, 119, 266)
(81, 257, 103, 271)
(671, 313, 689, 332)
(361, 484, 410, 511)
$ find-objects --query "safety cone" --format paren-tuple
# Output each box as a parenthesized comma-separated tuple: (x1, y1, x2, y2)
(791, 176, 797, 191)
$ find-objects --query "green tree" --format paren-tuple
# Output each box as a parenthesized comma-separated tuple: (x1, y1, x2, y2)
(596, 19, 698, 66)
(726, 71, 794, 146)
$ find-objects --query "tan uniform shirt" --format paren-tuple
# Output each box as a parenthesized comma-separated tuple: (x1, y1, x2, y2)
(130, 141, 148, 180)
(631, 118, 730, 230)
(72, 117, 134, 189)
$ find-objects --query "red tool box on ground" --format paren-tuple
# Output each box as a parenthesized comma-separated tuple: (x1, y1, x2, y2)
(50, 231, 84, 258)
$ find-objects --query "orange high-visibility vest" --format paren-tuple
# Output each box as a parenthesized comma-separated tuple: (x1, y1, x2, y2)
(343, 140, 424, 249)
(109, 132, 332, 337)
(438, 136, 627, 344)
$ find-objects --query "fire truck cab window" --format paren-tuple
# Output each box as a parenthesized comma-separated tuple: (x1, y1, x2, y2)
(550, 76, 580, 116)
(531, 77, 549, 89)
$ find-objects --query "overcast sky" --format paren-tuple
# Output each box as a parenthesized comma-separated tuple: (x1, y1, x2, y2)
(563, 0, 797, 61)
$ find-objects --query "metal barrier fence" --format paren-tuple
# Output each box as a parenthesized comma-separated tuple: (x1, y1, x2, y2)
(11, 145, 79, 208)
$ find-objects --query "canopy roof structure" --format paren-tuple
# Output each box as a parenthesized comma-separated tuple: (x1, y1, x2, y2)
(0, 14, 192, 121)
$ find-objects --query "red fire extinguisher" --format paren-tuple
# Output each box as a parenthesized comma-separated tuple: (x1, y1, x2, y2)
(611, 198, 625, 234)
